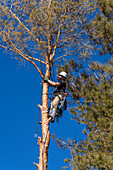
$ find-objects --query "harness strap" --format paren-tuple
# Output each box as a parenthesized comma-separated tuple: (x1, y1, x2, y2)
(59, 96, 67, 109)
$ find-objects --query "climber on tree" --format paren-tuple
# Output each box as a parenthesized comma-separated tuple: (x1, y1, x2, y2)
(44, 71, 67, 123)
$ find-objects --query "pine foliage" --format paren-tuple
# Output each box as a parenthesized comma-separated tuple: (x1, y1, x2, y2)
(64, 58, 113, 169)
(61, 1, 113, 169)
(87, 0, 113, 55)
(0, 0, 95, 66)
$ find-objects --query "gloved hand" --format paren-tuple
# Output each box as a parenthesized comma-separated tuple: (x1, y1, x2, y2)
(44, 77, 49, 83)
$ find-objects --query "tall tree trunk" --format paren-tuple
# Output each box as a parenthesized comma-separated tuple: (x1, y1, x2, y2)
(34, 66, 51, 170)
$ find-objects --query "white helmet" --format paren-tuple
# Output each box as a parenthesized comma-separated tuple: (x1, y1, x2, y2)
(59, 71, 67, 78)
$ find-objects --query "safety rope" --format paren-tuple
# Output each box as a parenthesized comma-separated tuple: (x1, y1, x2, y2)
(34, 83, 43, 137)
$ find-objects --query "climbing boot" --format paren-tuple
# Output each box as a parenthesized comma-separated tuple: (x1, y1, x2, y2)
(48, 109, 57, 123)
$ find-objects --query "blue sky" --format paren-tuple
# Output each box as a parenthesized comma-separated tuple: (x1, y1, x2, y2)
(0, 50, 86, 170)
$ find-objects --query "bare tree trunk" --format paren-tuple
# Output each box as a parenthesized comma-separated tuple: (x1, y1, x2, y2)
(34, 66, 51, 170)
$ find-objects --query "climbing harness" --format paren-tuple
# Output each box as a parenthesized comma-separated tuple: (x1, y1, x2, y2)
(56, 93, 67, 122)
(48, 92, 67, 123)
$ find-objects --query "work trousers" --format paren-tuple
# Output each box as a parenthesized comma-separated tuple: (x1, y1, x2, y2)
(50, 95, 62, 109)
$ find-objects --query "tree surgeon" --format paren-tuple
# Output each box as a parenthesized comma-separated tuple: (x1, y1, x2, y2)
(44, 71, 67, 123)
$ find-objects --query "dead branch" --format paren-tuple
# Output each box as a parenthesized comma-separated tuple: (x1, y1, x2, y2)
(33, 162, 39, 168)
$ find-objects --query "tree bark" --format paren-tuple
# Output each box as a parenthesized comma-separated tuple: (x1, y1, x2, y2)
(34, 65, 51, 170)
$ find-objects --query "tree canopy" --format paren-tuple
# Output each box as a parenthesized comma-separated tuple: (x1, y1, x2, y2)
(0, 0, 96, 75)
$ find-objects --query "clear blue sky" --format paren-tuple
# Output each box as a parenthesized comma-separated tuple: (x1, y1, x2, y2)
(0, 48, 111, 170)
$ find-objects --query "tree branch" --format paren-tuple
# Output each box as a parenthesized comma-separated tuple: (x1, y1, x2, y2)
(53, 51, 74, 63)
(12, 45, 44, 78)
(0, 44, 46, 65)
(84, 58, 100, 81)
(1, 34, 44, 78)
(48, 0, 53, 9)
(50, 4, 68, 61)
(22, 43, 46, 65)
(1, 4, 49, 63)
(33, 162, 39, 168)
